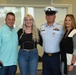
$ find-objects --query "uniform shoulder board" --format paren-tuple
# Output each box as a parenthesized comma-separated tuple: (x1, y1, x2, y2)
(68, 29, 76, 37)
(41, 23, 46, 27)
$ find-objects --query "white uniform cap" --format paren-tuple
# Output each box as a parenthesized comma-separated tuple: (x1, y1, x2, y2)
(44, 6, 58, 15)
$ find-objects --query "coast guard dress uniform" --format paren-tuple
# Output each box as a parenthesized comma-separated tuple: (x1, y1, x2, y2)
(40, 6, 64, 75)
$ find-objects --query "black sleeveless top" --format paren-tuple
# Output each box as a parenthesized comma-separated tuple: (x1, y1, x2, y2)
(17, 28, 42, 49)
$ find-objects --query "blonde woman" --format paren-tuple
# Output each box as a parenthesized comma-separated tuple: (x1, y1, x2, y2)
(17, 14, 42, 75)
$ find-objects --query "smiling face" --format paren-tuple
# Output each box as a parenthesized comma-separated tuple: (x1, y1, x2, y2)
(25, 16, 33, 27)
(64, 16, 73, 28)
(5, 14, 15, 29)
(64, 14, 76, 29)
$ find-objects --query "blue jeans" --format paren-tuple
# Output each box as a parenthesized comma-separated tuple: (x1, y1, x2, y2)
(18, 49, 38, 75)
(0, 65, 17, 75)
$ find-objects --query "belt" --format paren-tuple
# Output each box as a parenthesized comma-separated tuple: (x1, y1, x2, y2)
(44, 52, 60, 56)
(22, 48, 36, 51)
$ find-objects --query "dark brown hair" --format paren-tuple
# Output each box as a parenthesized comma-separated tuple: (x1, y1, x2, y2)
(6, 12, 15, 18)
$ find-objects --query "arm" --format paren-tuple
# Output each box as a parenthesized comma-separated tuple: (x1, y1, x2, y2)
(17, 29, 23, 45)
(68, 34, 76, 71)
(0, 29, 2, 47)
(38, 30, 43, 46)
(0, 29, 3, 65)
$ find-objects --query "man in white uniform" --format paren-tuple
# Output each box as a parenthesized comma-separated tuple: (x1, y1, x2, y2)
(40, 6, 64, 75)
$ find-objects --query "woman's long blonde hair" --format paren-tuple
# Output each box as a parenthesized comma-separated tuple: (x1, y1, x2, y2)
(22, 14, 39, 42)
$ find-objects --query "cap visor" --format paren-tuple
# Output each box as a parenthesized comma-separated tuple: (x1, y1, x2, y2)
(45, 11, 56, 15)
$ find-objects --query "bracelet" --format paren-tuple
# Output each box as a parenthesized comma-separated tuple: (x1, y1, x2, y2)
(71, 63, 74, 66)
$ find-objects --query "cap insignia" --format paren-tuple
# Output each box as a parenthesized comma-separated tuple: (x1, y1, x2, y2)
(47, 8, 51, 11)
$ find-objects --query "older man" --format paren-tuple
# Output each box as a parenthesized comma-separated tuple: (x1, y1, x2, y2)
(0, 12, 18, 75)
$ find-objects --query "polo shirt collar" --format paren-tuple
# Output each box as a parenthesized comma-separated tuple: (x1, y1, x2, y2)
(4, 24, 14, 31)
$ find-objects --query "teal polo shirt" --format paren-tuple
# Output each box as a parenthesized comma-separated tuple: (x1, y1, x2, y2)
(0, 24, 18, 66)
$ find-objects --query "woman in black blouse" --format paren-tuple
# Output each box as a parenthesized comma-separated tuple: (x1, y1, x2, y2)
(60, 14, 76, 75)
(17, 14, 42, 75)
